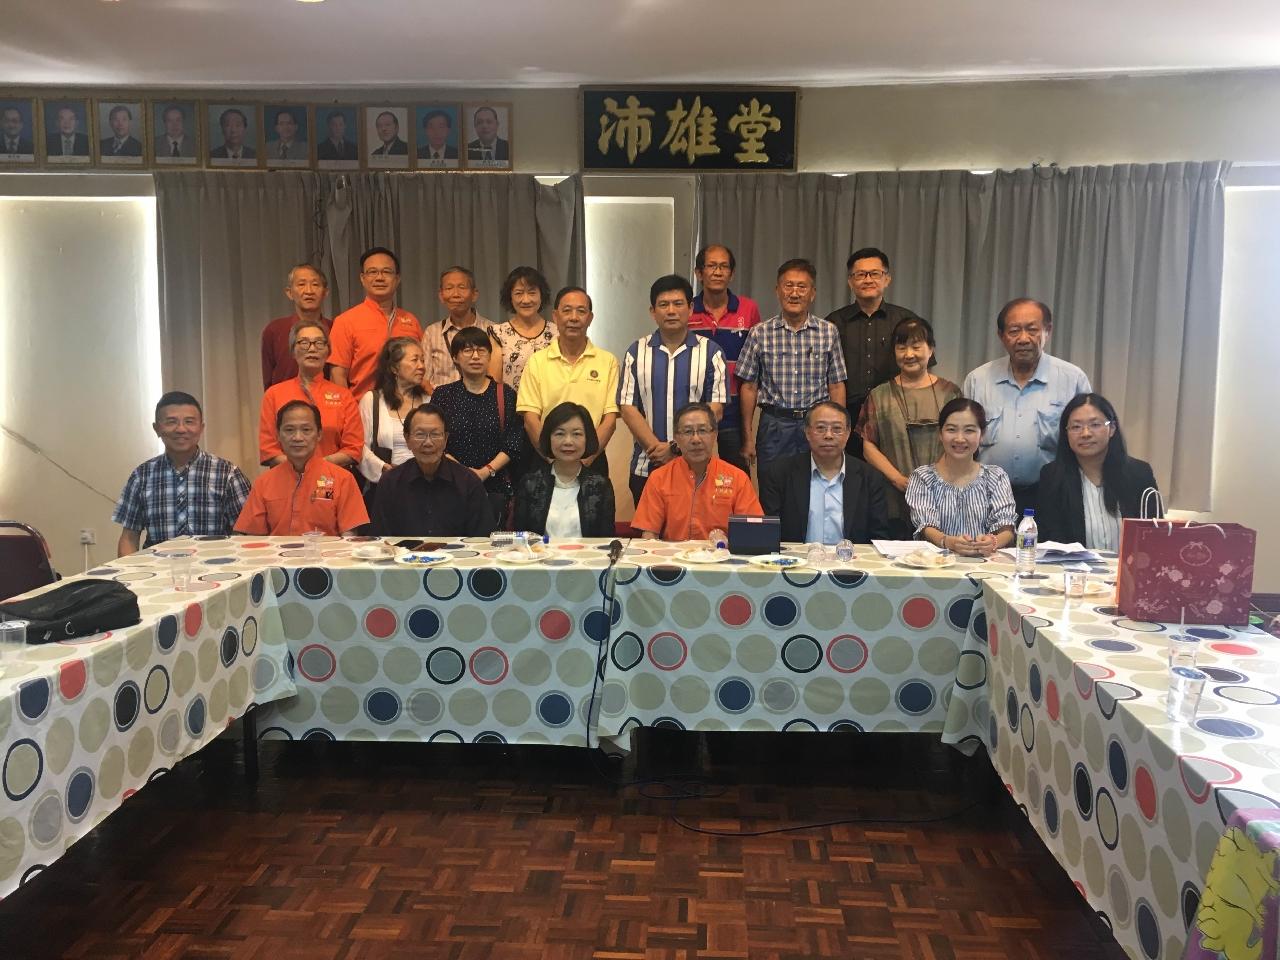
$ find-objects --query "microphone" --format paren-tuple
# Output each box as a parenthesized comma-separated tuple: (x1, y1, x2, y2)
(607, 538, 623, 565)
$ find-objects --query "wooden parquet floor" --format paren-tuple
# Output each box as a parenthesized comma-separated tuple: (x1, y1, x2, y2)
(0, 731, 1127, 960)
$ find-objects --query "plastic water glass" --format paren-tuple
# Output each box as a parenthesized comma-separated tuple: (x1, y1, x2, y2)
(0, 619, 28, 646)
(1063, 569, 1088, 599)
(835, 540, 855, 563)
(167, 552, 193, 590)
(302, 530, 324, 563)
(1168, 635, 1200, 670)
(806, 543, 828, 567)
(1166, 666, 1207, 722)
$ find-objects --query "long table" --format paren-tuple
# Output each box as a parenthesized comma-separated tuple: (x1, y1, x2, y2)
(3, 535, 1276, 960)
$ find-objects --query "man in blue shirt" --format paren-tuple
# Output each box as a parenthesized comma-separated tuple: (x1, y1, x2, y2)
(618, 275, 727, 507)
(963, 298, 1092, 514)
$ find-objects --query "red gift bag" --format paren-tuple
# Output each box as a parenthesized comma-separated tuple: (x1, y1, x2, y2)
(1116, 517, 1257, 625)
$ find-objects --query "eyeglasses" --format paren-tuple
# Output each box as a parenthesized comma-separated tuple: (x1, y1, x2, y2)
(409, 431, 446, 443)
(362, 268, 397, 278)
(295, 338, 328, 350)
(807, 424, 848, 437)
(1067, 420, 1113, 435)
(702, 262, 731, 274)
(675, 426, 715, 438)
(849, 270, 887, 281)
(456, 345, 489, 356)
(780, 282, 811, 293)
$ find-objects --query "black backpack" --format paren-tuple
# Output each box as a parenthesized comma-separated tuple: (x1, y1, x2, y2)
(0, 579, 140, 644)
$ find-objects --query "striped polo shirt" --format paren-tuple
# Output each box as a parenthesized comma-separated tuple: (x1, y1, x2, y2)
(688, 290, 761, 430)
(618, 330, 727, 477)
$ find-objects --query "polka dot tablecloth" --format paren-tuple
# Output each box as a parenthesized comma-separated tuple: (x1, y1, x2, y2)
(0, 551, 295, 900)
(978, 577, 1280, 960)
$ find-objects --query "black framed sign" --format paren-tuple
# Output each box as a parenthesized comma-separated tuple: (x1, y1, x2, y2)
(582, 87, 797, 171)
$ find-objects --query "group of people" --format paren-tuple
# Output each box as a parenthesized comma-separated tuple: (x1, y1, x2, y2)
(113, 243, 1161, 556)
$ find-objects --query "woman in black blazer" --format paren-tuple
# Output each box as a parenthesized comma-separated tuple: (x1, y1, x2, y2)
(513, 402, 616, 539)
(1037, 393, 1160, 549)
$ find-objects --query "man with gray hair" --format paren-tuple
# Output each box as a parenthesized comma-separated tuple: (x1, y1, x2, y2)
(260, 263, 331, 388)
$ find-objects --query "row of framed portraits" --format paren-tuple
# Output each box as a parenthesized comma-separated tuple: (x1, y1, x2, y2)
(0, 97, 514, 171)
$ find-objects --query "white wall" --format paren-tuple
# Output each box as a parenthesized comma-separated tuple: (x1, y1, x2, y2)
(1212, 185, 1280, 593)
(0, 186, 161, 572)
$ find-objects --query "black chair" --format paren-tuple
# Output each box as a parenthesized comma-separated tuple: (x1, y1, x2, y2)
(0, 521, 59, 602)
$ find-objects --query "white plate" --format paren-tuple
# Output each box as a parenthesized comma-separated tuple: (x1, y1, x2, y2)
(896, 552, 957, 569)
(496, 549, 545, 564)
(352, 544, 395, 560)
(747, 553, 806, 570)
(394, 553, 450, 566)
(675, 548, 725, 565)
(1046, 578, 1113, 597)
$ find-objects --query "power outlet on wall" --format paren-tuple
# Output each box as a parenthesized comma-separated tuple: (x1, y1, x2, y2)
(79, 528, 96, 545)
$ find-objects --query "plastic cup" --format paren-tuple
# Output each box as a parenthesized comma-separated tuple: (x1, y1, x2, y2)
(1063, 570, 1088, 599)
(835, 540, 855, 563)
(806, 544, 828, 567)
(1168, 635, 1199, 670)
(301, 530, 324, 563)
(0, 619, 29, 646)
(167, 552, 193, 590)
(1166, 666, 1207, 722)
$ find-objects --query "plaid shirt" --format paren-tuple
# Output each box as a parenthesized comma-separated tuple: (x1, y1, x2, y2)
(112, 449, 250, 546)
(734, 314, 847, 411)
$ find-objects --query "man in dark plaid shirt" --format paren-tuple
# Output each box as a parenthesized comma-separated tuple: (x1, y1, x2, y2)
(113, 391, 250, 556)
(736, 259, 847, 468)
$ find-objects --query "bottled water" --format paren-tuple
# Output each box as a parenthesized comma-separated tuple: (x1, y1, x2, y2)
(707, 528, 728, 551)
(1015, 509, 1038, 576)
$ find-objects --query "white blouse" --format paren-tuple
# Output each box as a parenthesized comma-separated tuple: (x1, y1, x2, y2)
(1080, 474, 1120, 551)
(358, 390, 420, 483)
(545, 477, 582, 539)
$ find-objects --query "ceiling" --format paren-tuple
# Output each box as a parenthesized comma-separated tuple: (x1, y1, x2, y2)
(5, 0, 1280, 89)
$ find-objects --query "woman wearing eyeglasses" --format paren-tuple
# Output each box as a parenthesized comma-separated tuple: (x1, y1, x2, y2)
(429, 325, 523, 526)
(257, 320, 363, 468)
(1037, 393, 1160, 550)
(856, 317, 961, 537)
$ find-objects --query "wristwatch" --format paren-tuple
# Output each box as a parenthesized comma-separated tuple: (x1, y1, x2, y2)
(668, 441, 680, 458)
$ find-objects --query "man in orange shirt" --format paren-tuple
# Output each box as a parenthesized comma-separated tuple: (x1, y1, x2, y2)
(329, 247, 423, 399)
(235, 400, 368, 536)
(632, 402, 762, 542)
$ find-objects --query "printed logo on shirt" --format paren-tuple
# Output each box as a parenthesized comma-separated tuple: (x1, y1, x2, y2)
(322, 391, 342, 405)
(590, 369, 599, 379)
(313, 475, 336, 501)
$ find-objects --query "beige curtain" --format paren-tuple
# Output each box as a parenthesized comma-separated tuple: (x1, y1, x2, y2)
(694, 163, 1229, 508)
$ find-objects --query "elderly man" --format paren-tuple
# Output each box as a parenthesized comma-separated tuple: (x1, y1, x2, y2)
(421, 265, 493, 389)
(329, 247, 423, 398)
(736, 259, 847, 467)
(759, 401, 892, 545)
(114, 392, 249, 556)
(46, 105, 90, 158)
(963, 298, 1092, 514)
(516, 286, 618, 478)
(209, 107, 255, 160)
(632, 402, 762, 542)
(260, 263, 331, 388)
(619, 274, 726, 506)
(370, 111, 408, 157)
(234, 400, 367, 537)
(370, 403, 495, 537)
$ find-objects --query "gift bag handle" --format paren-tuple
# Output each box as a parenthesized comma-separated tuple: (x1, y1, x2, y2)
(1140, 487, 1165, 520)
(1171, 519, 1227, 538)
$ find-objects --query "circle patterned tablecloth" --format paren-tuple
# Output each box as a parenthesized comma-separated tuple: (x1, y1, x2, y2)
(978, 577, 1280, 960)
(0, 559, 295, 900)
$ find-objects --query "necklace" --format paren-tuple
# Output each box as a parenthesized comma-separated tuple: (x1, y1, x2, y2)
(890, 374, 942, 472)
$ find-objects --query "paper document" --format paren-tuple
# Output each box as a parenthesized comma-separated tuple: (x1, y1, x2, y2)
(872, 540, 937, 559)
(997, 541, 1103, 564)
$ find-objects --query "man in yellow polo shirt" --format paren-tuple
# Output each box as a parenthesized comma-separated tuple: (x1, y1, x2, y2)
(516, 286, 618, 477)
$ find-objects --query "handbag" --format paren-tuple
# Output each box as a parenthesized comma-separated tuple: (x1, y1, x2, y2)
(369, 391, 394, 465)
(1116, 489, 1256, 625)
(0, 578, 140, 644)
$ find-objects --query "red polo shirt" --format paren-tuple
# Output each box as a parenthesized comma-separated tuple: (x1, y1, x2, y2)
(261, 314, 332, 388)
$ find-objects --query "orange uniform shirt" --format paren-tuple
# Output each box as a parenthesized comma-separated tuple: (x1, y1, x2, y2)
(234, 456, 369, 536)
(632, 455, 763, 542)
(329, 298, 423, 398)
(258, 376, 364, 465)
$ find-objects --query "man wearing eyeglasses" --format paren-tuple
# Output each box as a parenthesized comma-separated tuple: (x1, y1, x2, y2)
(329, 247, 424, 399)
(688, 244, 761, 473)
(619, 274, 727, 507)
(261, 263, 333, 388)
(825, 247, 922, 438)
(736, 259, 847, 469)
(632, 402, 761, 542)
(759, 401, 892, 545)
(369, 403, 495, 537)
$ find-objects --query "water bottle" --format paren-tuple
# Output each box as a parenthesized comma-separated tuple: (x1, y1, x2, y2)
(1015, 509, 1038, 576)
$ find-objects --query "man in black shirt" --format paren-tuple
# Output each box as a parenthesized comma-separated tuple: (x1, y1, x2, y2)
(371, 403, 495, 537)
(824, 247, 922, 446)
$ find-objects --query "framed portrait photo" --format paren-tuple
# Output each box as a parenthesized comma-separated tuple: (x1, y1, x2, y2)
(206, 102, 260, 168)
(363, 105, 410, 170)
(316, 105, 359, 170)
(264, 103, 311, 168)
(0, 97, 37, 165)
(94, 100, 145, 166)
(41, 97, 92, 165)
(413, 104, 461, 170)
(463, 102, 512, 171)
(151, 101, 200, 165)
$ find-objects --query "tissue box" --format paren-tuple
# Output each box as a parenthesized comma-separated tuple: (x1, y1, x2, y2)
(728, 515, 780, 555)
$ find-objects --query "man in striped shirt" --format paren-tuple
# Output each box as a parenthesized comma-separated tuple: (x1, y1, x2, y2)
(618, 275, 727, 507)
